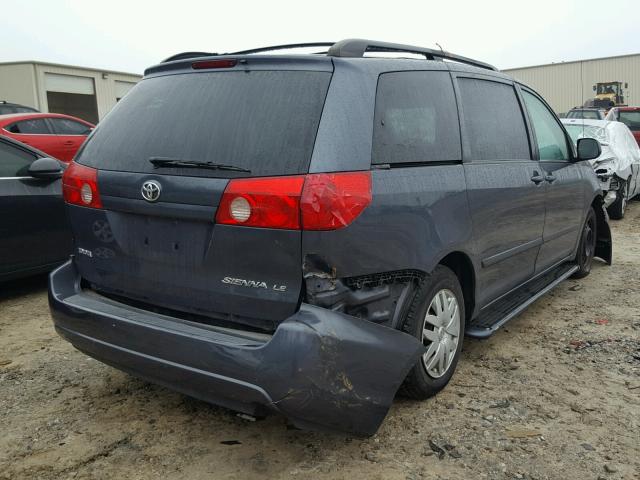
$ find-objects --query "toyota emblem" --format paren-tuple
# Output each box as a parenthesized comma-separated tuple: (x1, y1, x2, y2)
(141, 180, 162, 202)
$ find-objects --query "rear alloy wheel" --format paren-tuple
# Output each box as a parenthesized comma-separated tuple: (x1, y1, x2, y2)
(400, 266, 465, 399)
(607, 179, 627, 220)
(572, 207, 597, 279)
(421, 289, 461, 378)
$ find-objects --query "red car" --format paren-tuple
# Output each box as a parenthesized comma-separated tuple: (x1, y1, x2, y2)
(606, 107, 640, 146)
(0, 113, 94, 162)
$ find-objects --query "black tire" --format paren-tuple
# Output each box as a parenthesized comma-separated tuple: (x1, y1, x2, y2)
(399, 265, 465, 400)
(572, 207, 597, 279)
(607, 180, 626, 220)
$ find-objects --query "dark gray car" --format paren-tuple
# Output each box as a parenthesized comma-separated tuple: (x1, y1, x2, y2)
(0, 135, 71, 280)
(48, 39, 612, 436)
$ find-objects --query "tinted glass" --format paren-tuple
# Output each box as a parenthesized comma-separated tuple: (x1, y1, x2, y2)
(457, 78, 530, 160)
(522, 91, 570, 161)
(0, 141, 36, 177)
(49, 118, 92, 135)
(77, 71, 332, 177)
(372, 71, 461, 164)
(618, 111, 640, 131)
(6, 119, 50, 134)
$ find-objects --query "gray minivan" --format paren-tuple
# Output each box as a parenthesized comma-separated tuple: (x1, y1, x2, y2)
(49, 39, 612, 435)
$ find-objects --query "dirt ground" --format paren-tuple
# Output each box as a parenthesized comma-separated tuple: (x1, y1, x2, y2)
(1, 206, 639, 480)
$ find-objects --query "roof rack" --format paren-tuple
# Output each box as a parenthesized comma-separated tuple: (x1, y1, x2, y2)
(162, 51, 218, 63)
(161, 39, 497, 71)
(229, 42, 334, 55)
(327, 39, 497, 71)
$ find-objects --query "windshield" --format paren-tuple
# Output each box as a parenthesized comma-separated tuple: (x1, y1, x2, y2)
(618, 111, 640, 131)
(564, 125, 606, 145)
(596, 83, 619, 95)
(77, 70, 332, 177)
(566, 110, 601, 120)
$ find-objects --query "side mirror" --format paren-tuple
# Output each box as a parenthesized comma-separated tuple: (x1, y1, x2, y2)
(28, 157, 64, 179)
(576, 138, 601, 161)
(592, 85, 596, 91)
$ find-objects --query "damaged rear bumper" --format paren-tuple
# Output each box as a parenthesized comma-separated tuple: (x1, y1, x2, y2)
(48, 260, 423, 436)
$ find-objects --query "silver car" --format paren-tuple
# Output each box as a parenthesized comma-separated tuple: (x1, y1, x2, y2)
(562, 118, 640, 219)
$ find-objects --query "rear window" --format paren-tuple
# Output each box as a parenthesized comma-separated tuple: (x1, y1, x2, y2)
(372, 71, 461, 165)
(618, 111, 640, 131)
(567, 110, 601, 120)
(77, 71, 332, 177)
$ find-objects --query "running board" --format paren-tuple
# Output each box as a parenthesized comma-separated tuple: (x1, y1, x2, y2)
(466, 263, 579, 339)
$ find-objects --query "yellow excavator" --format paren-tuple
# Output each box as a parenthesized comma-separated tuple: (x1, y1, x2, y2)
(584, 81, 628, 109)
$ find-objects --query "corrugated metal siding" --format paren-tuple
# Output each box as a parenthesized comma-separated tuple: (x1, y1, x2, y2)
(504, 54, 640, 114)
(34, 64, 141, 120)
(0, 62, 141, 120)
(0, 64, 38, 109)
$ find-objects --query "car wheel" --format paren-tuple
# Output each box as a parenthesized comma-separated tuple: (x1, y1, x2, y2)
(607, 180, 627, 220)
(572, 207, 597, 279)
(399, 265, 465, 399)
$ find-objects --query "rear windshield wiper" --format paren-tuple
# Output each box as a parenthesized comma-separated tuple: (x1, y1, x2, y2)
(149, 157, 251, 173)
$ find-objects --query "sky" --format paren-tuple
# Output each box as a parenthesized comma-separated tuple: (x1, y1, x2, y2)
(2, 0, 640, 74)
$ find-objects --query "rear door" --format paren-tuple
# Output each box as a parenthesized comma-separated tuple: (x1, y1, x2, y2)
(520, 88, 584, 272)
(69, 66, 332, 331)
(47, 117, 92, 162)
(0, 139, 70, 277)
(454, 74, 546, 307)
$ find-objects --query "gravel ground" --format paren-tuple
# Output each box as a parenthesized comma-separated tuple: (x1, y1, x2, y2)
(1, 204, 639, 480)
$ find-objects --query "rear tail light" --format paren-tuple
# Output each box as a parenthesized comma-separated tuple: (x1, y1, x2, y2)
(216, 171, 371, 231)
(216, 176, 305, 229)
(62, 162, 102, 209)
(300, 172, 372, 231)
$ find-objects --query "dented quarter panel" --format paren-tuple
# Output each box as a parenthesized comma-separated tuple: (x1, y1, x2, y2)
(301, 166, 473, 278)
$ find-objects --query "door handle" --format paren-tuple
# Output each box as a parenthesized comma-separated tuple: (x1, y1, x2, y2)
(63, 141, 74, 146)
(545, 174, 556, 183)
(530, 172, 544, 185)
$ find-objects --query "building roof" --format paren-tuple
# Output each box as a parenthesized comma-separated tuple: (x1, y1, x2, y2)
(0, 60, 141, 78)
(503, 52, 640, 72)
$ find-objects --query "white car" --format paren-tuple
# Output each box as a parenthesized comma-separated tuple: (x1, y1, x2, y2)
(562, 118, 640, 219)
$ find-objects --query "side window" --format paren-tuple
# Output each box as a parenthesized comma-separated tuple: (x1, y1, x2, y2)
(372, 71, 461, 164)
(6, 119, 51, 135)
(0, 142, 36, 177)
(522, 91, 570, 161)
(49, 118, 92, 135)
(457, 78, 530, 161)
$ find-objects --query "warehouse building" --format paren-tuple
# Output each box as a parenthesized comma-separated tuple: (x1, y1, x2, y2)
(0, 61, 141, 123)
(504, 53, 640, 114)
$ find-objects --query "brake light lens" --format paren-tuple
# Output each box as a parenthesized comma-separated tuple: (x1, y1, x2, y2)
(62, 162, 102, 209)
(192, 59, 237, 69)
(216, 171, 371, 230)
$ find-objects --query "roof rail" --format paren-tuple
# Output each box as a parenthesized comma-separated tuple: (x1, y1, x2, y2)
(229, 42, 334, 55)
(160, 39, 497, 72)
(162, 51, 218, 63)
(161, 43, 333, 64)
(327, 38, 497, 71)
